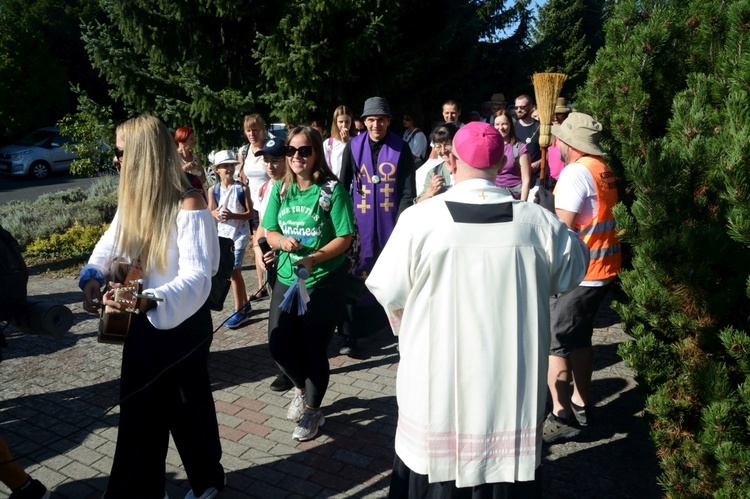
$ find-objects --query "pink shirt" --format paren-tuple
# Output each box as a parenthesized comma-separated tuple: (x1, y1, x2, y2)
(548, 138, 565, 180)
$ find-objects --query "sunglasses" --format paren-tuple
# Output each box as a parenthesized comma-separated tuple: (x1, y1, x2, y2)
(114, 147, 124, 159)
(284, 145, 313, 158)
(514, 105, 529, 110)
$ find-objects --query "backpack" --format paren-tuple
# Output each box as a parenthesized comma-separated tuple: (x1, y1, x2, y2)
(0, 225, 28, 322)
(319, 180, 361, 274)
(212, 183, 247, 211)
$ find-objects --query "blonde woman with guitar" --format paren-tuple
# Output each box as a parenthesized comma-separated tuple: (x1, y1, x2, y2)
(80, 115, 225, 499)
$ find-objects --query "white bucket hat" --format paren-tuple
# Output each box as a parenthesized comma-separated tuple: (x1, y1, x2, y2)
(212, 150, 239, 167)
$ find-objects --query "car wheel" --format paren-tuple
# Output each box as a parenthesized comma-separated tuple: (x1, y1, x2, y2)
(204, 166, 218, 186)
(30, 161, 50, 179)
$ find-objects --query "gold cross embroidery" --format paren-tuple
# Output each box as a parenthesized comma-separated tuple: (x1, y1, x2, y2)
(357, 184, 372, 213)
(380, 183, 394, 212)
(480, 191, 487, 200)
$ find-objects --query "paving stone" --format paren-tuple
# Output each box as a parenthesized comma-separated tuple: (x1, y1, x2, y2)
(0, 276, 661, 498)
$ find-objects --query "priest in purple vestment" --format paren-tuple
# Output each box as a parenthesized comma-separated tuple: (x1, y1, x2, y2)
(338, 96, 416, 357)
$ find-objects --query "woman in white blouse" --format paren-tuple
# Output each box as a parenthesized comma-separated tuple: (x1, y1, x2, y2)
(80, 115, 224, 499)
(238, 113, 271, 297)
(323, 105, 355, 179)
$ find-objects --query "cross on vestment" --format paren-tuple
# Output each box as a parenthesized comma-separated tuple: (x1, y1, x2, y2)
(357, 184, 372, 214)
(380, 183, 394, 212)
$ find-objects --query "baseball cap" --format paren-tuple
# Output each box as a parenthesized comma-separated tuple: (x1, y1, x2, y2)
(254, 138, 285, 158)
(452, 122, 505, 169)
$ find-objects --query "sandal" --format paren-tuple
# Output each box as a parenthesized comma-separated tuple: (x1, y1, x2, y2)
(249, 288, 270, 301)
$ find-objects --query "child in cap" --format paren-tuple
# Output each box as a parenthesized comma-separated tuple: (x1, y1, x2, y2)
(208, 150, 253, 328)
(249, 138, 287, 301)
(251, 138, 292, 393)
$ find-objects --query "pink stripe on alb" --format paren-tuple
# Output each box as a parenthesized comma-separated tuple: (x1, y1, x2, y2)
(397, 413, 539, 461)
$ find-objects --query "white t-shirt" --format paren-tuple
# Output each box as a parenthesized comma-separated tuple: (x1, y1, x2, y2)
(240, 144, 270, 208)
(255, 178, 276, 224)
(554, 162, 597, 229)
(324, 137, 347, 180)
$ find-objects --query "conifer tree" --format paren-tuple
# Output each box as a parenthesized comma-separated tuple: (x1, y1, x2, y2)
(577, 0, 750, 494)
(529, 0, 606, 97)
(0, 0, 103, 138)
(80, 0, 532, 149)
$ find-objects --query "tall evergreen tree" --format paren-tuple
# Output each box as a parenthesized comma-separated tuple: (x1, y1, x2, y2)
(475, 0, 535, 100)
(0, 0, 104, 139)
(80, 0, 532, 149)
(530, 0, 607, 98)
(577, 0, 750, 494)
(82, 0, 264, 148)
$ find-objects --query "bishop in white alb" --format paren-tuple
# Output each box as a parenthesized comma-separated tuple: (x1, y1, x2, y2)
(366, 179, 589, 488)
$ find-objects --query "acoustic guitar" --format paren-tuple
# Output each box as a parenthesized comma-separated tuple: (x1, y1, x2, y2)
(98, 266, 142, 345)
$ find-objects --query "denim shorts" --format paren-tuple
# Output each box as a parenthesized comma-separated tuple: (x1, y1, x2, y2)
(233, 245, 246, 270)
(550, 284, 611, 357)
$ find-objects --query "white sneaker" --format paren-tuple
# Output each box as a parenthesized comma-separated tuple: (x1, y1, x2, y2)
(287, 390, 305, 422)
(184, 486, 219, 499)
(293, 408, 325, 441)
(184, 474, 225, 499)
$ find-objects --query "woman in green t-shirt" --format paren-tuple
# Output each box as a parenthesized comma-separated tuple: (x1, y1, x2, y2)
(262, 126, 355, 442)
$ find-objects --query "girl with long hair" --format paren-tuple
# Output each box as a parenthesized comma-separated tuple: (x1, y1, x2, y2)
(262, 126, 355, 441)
(493, 110, 532, 201)
(323, 105, 355, 179)
(80, 115, 224, 499)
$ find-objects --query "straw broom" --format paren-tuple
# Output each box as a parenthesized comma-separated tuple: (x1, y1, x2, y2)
(532, 72, 567, 186)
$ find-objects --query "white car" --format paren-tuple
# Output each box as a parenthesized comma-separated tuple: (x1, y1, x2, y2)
(0, 127, 77, 179)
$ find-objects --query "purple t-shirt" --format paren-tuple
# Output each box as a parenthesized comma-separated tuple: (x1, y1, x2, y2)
(495, 141, 528, 187)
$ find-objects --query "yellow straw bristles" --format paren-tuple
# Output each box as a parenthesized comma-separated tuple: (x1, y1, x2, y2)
(533, 72, 567, 150)
(533, 72, 567, 181)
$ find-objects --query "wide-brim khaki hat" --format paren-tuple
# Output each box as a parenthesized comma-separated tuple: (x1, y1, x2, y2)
(551, 112, 605, 156)
(554, 97, 571, 114)
(490, 93, 506, 104)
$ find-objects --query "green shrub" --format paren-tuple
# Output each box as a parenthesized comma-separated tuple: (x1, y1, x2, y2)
(0, 176, 118, 248)
(26, 223, 109, 257)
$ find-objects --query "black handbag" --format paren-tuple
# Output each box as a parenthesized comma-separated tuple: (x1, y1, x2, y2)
(206, 236, 234, 311)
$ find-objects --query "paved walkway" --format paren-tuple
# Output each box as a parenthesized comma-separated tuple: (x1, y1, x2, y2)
(0, 270, 662, 498)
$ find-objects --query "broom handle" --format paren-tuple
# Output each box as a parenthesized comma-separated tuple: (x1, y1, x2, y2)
(540, 147, 547, 182)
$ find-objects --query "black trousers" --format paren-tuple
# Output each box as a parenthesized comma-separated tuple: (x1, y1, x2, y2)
(268, 264, 347, 408)
(389, 454, 541, 499)
(104, 305, 224, 499)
